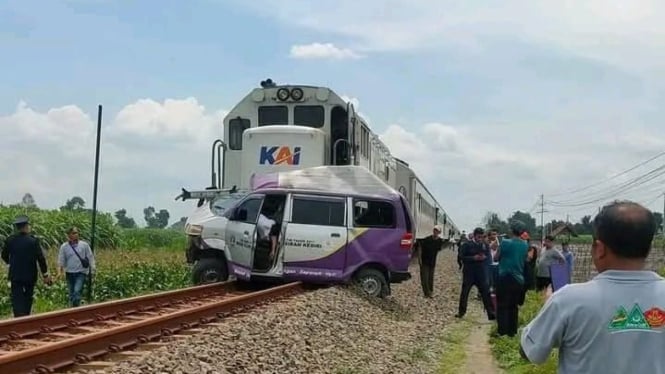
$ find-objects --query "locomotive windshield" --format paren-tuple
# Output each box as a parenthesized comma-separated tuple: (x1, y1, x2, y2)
(258, 106, 288, 126)
(294, 105, 324, 128)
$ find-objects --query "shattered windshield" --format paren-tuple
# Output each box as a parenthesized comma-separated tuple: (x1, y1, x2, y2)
(210, 193, 246, 216)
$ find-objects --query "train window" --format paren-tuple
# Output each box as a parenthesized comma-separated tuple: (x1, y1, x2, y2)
(258, 106, 288, 126)
(294, 105, 325, 128)
(291, 197, 345, 227)
(228, 117, 250, 150)
(353, 199, 395, 228)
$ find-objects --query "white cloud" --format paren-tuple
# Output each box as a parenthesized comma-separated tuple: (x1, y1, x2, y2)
(240, 1, 665, 73)
(0, 98, 225, 227)
(289, 43, 362, 60)
(379, 120, 665, 229)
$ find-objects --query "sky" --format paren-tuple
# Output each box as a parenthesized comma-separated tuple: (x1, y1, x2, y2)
(2, 0, 665, 231)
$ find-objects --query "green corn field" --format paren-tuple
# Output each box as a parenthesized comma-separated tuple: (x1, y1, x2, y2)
(0, 205, 192, 318)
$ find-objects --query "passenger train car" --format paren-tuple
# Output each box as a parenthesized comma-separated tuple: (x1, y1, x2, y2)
(179, 79, 459, 285)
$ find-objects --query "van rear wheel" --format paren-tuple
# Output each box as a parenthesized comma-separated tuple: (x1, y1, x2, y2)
(192, 258, 228, 285)
(354, 268, 389, 298)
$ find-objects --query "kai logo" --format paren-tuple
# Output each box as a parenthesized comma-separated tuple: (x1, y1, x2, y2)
(259, 146, 302, 165)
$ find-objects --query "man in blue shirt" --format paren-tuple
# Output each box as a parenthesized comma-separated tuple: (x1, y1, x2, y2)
(456, 227, 495, 320)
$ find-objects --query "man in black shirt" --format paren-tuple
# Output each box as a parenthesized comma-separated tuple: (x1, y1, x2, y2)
(418, 225, 445, 298)
(1, 215, 51, 317)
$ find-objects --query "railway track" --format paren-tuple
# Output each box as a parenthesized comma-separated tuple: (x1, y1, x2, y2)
(0, 280, 305, 373)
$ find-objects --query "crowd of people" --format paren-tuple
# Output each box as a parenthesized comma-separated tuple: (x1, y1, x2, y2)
(417, 200, 665, 373)
(1, 215, 96, 317)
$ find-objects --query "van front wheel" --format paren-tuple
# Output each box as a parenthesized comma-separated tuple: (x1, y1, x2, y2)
(354, 268, 389, 298)
(192, 258, 228, 285)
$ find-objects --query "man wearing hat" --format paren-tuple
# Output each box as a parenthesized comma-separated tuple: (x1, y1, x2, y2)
(417, 225, 446, 298)
(1, 215, 52, 317)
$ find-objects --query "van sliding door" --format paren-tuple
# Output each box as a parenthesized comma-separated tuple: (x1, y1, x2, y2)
(281, 195, 347, 281)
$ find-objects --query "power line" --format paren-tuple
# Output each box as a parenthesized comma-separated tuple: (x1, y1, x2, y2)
(547, 150, 665, 198)
(547, 164, 665, 207)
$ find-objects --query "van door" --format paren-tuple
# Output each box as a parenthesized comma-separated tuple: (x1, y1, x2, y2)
(282, 194, 347, 281)
(224, 194, 264, 280)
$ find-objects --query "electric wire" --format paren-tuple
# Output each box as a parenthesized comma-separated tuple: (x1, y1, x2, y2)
(546, 150, 665, 198)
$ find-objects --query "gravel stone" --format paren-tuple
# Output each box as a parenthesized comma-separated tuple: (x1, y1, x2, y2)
(78, 249, 473, 374)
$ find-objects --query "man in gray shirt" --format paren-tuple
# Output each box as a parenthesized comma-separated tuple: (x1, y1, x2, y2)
(535, 235, 566, 291)
(58, 227, 96, 307)
(520, 200, 665, 374)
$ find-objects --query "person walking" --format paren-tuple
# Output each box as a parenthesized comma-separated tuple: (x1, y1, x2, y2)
(1, 215, 51, 317)
(58, 226, 96, 307)
(520, 200, 665, 373)
(418, 226, 445, 298)
(494, 221, 528, 336)
(456, 227, 495, 320)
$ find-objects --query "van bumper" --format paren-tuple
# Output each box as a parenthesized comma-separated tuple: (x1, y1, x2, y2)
(389, 271, 411, 283)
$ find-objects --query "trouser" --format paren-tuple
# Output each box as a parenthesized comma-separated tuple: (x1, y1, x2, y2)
(458, 266, 494, 318)
(420, 263, 435, 297)
(536, 276, 552, 291)
(10, 280, 35, 317)
(496, 274, 523, 337)
(66, 272, 87, 307)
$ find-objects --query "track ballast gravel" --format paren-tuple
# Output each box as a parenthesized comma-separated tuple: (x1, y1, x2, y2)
(81, 250, 480, 374)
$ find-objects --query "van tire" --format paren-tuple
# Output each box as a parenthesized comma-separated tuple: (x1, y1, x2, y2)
(192, 258, 228, 285)
(354, 268, 389, 298)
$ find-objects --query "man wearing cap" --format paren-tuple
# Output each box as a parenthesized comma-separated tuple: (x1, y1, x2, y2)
(417, 225, 445, 298)
(1, 215, 51, 317)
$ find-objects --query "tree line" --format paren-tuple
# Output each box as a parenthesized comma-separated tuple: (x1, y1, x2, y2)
(483, 209, 664, 236)
(11, 193, 188, 230)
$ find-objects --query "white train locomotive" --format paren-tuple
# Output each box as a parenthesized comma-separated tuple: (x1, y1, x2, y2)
(179, 79, 460, 284)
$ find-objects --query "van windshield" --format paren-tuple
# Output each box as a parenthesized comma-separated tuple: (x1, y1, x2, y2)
(210, 193, 247, 216)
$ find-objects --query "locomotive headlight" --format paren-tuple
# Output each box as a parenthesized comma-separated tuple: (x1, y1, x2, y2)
(290, 87, 304, 101)
(277, 88, 290, 101)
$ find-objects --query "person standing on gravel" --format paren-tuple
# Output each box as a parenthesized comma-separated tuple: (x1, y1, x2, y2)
(58, 226, 96, 307)
(456, 227, 495, 320)
(418, 225, 445, 298)
(520, 200, 665, 374)
(493, 221, 528, 336)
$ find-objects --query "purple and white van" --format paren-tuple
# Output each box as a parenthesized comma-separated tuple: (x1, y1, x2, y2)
(221, 166, 414, 297)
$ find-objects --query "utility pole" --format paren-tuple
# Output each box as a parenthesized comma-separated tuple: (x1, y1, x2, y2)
(662, 192, 665, 236)
(535, 194, 547, 243)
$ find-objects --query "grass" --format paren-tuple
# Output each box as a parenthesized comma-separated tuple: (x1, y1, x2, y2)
(489, 291, 558, 374)
(437, 319, 473, 373)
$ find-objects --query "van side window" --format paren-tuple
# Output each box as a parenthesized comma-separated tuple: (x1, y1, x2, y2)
(231, 197, 262, 223)
(291, 197, 345, 227)
(353, 200, 395, 228)
(229, 117, 250, 150)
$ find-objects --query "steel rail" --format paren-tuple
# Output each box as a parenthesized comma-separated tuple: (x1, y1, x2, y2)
(0, 281, 238, 343)
(0, 281, 304, 373)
